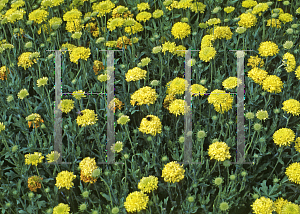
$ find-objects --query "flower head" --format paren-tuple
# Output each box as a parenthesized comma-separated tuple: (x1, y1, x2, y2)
(25, 152, 44, 166)
(161, 161, 185, 183)
(262, 75, 283, 94)
(273, 128, 295, 147)
(76, 109, 98, 127)
(222, 77, 242, 90)
(285, 162, 300, 184)
(256, 109, 268, 121)
(79, 157, 98, 184)
(168, 99, 190, 117)
(207, 90, 234, 114)
(191, 84, 208, 97)
(58, 99, 75, 114)
(171, 22, 191, 40)
(208, 141, 231, 161)
(117, 115, 130, 125)
(111, 141, 123, 153)
(258, 41, 279, 57)
(199, 46, 217, 62)
(238, 13, 257, 28)
(251, 196, 275, 214)
(69, 47, 91, 64)
(282, 99, 300, 116)
(130, 86, 158, 106)
(124, 191, 149, 213)
(37, 77, 48, 87)
(139, 115, 162, 136)
(55, 171, 76, 190)
(46, 151, 60, 163)
(125, 67, 147, 82)
(28, 175, 43, 192)
(138, 175, 158, 193)
(72, 90, 86, 100)
(28, 9, 48, 24)
(53, 203, 70, 214)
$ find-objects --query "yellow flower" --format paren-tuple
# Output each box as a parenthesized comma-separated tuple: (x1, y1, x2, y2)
(139, 115, 162, 136)
(117, 115, 130, 125)
(295, 66, 300, 80)
(107, 17, 124, 31)
(266, 18, 281, 29)
(136, 11, 152, 23)
(165, 77, 188, 96)
(65, 19, 84, 33)
(224, 6, 235, 13)
(206, 18, 221, 26)
(161, 161, 185, 183)
(171, 22, 191, 40)
(72, 90, 86, 100)
(262, 75, 283, 94)
(191, 84, 208, 97)
(208, 141, 231, 161)
(222, 77, 242, 90)
(295, 137, 300, 154)
(190, 2, 206, 13)
(162, 41, 177, 55)
(55, 171, 76, 190)
(242, 0, 257, 8)
(174, 45, 186, 57)
(282, 99, 300, 116)
(274, 197, 290, 214)
(138, 175, 158, 193)
(124, 191, 149, 213)
(41, 0, 64, 8)
(0, 66, 12, 80)
(168, 99, 190, 117)
(111, 141, 123, 153)
(281, 203, 300, 214)
(69, 47, 91, 64)
(53, 203, 70, 214)
(0, 122, 5, 133)
(18, 52, 38, 70)
(125, 67, 147, 82)
(26, 113, 44, 128)
(251, 197, 275, 214)
(58, 99, 75, 114)
(258, 41, 279, 57)
(46, 151, 60, 163)
(79, 157, 98, 184)
(273, 128, 295, 147)
(5, 8, 26, 24)
(285, 162, 300, 184)
(63, 8, 82, 22)
(27, 175, 43, 192)
(247, 56, 264, 68)
(199, 46, 217, 62)
(282, 52, 296, 73)
(152, 9, 164, 19)
(37, 77, 48, 87)
(238, 13, 257, 28)
(279, 13, 293, 24)
(130, 86, 158, 106)
(137, 2, 150, 11)
(11, 0, 25, 9)
(200, 35, 215, 49)
(251, 3, 269, 16)
(177, 0, 193, 10)
(28, 9, 48, 24)
(17, 88, 29, 99)
(256, 109, 268, 121)
(207, 89, 233, 114)
(124, 22, 144, 35)
(92, 0, 115, 18)
(212, 26, 233, 40)
(247, 67, 268, 85)
(25, 152, 44, 166)
(76, 109, 98, 127)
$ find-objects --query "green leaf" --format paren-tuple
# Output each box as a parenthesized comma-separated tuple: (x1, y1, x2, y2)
(100, 192, 111, 201)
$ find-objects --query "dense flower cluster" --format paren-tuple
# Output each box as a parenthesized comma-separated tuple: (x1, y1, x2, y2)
(285, 162, 300, 184)
(79, 157, 98, 184)
(130, 86, 158, 106)
(251, 196, 275, 214)
(55, 171, 76, 190)
(161, 161, 185, 183)
(124, 191, 149, 213)
(208, 141, 231, 161)
(273, 128, 295, 147)
(171, 22, 191, 39)
(76, 109, 98, 127)
(137, 175, 158, 193)
(282, 99, 300, 116)
(207, 90, 234, 114)
(139, 115, 162, 136)
(125, 67, 147, 82)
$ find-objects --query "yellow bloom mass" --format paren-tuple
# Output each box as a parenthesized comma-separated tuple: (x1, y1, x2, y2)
(208, 141, 231, 161)
(199, 46, 217, 62)
(238, 13, 257, 28)
(76, 109, 98, 127)
(207, 89, 233, 114)
(212, 26, 233, 40)
(124, 191, 149, 213)
(251, 196, 275, 214)
(161, 161, 185, 183)
(125, 67, 147, 82)
(258, 41, 279, 57)
(139, 115, 162, 136)
(130, 86, 158, 106)
(28, 9, 48, 24)
(262, 75, 283, 94)
(55, 170, 76, 190)
(285, 162, 300, 184)
(282, 99, 300, 116)
(273, 128, 295, 147)
(282, 52, 296, 73)
(171, 22, 191, 40)
(247, 67, 268, 85)
(69, 47, 91, 64)
(25, 152, 44, 166)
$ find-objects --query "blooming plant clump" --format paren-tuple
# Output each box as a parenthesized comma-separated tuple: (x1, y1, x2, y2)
(0, 0, 299, 213)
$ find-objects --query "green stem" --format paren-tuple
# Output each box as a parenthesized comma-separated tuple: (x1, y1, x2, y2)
(266, 148, 283, 181)
(245, 131, 256, 155)
(124, 125, 135, 154)
(152, 191, 160, 213)
(35, 166, 52, 202)
(100, 176, 113, 208)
